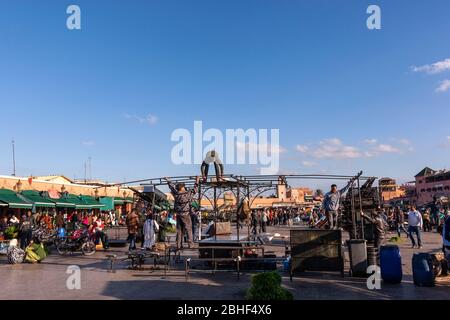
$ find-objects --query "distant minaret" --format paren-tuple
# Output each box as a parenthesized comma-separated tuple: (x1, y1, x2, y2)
(276, 176, 287, 200)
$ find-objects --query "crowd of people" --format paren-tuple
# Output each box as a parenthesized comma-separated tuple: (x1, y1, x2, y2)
(248, 208, 302, 234)
(124, 206, 201, 252)
(359, 204, 450, 256)
(0, 209, 123, 251)
(1, 184, 448, 263)
(383, 205, 448, 235)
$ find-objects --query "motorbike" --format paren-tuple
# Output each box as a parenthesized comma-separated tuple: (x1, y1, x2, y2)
(56, 227, 96, 256)
(32, 227, 58, 246)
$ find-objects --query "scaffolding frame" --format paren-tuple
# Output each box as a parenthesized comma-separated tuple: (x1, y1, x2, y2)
(109, 172, 377, 245)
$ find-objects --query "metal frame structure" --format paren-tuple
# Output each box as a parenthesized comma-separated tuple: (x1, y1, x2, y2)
(106, 172, 376, 244)
(100, 172, 379, 277)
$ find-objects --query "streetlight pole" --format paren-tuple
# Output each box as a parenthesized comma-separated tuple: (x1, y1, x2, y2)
(12, 138, 16, 176)
(88, 156, 92, 181)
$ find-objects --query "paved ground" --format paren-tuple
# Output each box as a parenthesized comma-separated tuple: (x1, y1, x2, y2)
(0, 226, 449, 300)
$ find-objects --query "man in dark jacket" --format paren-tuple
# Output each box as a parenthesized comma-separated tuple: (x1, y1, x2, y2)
(361, 210, 386, 253)
(443, 211, 450, 261)
(19, 214, 33, 250)
(251, 211, 258, 235)
(165, 176, 200, 249)
(190, 211, 200, 242)
(29, 212, 41, 228)
(394, 206, 408, 237)
(55, 212, 65, 229)
(126, 209, 140, 251)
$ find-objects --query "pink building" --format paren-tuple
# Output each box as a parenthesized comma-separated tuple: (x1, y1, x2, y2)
(415, 167, 450, 205)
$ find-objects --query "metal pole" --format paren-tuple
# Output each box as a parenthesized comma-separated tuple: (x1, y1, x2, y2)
(247, 185, 251, 240)
(151, 190, 156, 212)
(357, 177, 365, 240)
(350, 182, 357, 239)
(214, 186, 217, 242)
(236, 185, 240, 242)
(11, 138, 16, 176)
(198, 183, 202, 241)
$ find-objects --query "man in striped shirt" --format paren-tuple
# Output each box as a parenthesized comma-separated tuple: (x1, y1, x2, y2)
(165, 176, 200, 249)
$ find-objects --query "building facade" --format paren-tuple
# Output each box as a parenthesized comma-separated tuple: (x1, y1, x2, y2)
(415, 167, 450, 205)
(0, 175, 134, 216)
(379, 177, 406, 203)
(0, 175, 134, 198)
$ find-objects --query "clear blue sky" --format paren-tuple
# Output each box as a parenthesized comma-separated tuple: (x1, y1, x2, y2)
(1, 0, 449, 189)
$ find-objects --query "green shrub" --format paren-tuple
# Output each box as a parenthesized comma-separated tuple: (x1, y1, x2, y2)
(4, 226, 19, 240)
(246, 271, 293, 300)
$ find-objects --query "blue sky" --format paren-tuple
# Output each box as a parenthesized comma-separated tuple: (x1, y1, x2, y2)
(0, 0, 449, 189)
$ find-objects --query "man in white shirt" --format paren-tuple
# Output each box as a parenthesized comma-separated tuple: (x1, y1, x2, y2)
(9, 214, 20, 225)
(407, 206, 423, 249)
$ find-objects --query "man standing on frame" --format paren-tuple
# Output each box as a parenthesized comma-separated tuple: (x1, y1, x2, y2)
(165, 176, 200, 249)
(322, 180, 354, 229)
(201, 150, 224, 182)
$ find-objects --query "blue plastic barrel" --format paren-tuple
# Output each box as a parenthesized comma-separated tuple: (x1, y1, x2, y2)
(380, 245, 403, 284)
(412, 253, 435, 287)
(283, 257, 291, 272)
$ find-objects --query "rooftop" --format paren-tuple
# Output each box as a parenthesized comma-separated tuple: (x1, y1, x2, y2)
(415, 167, 436, 177)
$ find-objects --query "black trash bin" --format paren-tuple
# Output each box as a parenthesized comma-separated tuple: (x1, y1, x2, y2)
(347, 239, 368, 277)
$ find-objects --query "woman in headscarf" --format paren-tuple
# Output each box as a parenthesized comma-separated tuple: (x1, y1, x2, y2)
(142, 212, 159, 250)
